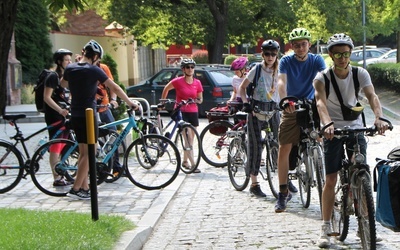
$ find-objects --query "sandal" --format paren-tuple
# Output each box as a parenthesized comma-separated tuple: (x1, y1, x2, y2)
(53, 178, 72, 187)
(182, 161, 201, 173)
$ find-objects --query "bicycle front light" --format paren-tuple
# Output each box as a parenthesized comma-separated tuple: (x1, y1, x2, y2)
(354, 153, 365, 164)
(310, 130, 319, 140)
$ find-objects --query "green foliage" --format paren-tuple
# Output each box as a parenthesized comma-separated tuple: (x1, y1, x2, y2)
(224, 55, 238, 65)
(20, 84, 35, 104)
(15, 0, 53, 84)
(192, 50, 209, 64)
(101, 54, 127, 124)
(0, 208, 134, 249)
(367, 63, 400, 92)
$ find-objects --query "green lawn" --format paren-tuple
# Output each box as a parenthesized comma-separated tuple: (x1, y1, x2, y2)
(0, 208, 135, 250)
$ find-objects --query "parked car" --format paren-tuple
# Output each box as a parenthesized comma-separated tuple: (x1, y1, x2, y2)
(350, 49, 387, 62)
(127, 65, 235, 117)
(358, 49, 397, 66)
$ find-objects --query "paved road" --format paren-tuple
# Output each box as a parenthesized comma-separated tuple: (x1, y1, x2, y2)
(142, 108, 400, 249)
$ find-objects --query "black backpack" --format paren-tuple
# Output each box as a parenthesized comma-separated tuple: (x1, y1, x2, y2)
(246, 63, 262, 106)
(33, 69, 55, 113)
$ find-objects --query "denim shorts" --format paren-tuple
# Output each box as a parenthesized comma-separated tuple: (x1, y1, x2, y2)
(323, 133, 367, 175)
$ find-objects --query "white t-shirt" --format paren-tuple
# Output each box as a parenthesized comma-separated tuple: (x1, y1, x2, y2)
(246, 63, 280, 103)
(231, 75, 244, 97)
(314, 66, 372, 128)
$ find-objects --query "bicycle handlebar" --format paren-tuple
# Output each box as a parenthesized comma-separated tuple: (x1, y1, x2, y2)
(320, 117, 393, 138)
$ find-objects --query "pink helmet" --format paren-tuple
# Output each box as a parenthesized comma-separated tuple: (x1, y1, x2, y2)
(230, 57, 248, 71)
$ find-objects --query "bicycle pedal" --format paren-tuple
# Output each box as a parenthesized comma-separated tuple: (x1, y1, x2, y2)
(288, 173, 297, 180)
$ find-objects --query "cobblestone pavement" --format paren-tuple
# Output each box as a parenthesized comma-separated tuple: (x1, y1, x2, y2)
(143, 106, 400, 249)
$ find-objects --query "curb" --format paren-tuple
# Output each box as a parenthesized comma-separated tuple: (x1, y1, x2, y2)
(113, 174, 186, 250)
(359, 94, 400, 121)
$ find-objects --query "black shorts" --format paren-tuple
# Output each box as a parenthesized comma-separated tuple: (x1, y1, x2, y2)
(70, 116, 98, 143)
(182, 112, 199, 127)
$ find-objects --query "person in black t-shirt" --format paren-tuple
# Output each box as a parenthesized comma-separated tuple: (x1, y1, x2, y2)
(44, 48, 73, 187)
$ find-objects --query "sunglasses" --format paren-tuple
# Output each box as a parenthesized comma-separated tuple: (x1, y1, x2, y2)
(264, 52, 277, 57)
(184, 65, 195, 69)
(292, 42, 309, 49)
(332, 51, 351, 59)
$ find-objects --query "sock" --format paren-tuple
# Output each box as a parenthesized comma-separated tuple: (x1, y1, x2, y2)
(279, 184, 288, 193)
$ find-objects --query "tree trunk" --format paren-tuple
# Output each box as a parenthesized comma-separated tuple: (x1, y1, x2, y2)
(205, 0, 228, 64)
(0, 0, 19, 115)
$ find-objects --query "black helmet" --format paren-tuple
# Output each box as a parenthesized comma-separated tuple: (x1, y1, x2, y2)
(261, 40, 280, 52)
(53, 48, 73, 64)
(180, 58, 196, 68)
(84, 40, 104, 59)
(327, 33, 354, 51)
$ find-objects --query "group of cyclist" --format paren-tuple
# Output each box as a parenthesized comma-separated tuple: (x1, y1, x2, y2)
(42, 28, 391, 248)
(226, 28, 390, 248)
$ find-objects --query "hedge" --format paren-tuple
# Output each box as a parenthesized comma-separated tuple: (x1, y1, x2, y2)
(366, 63, 400, 93)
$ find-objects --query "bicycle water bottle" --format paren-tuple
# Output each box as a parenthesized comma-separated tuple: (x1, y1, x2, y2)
(104, 133, 117, 153)
(36, 136, 48, 155)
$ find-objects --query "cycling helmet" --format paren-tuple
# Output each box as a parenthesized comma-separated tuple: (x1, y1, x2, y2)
(289, 28, 311, 41)
(230, 57, 248, 71)
(53, 48, 73, 64)
(326, 33, 354, 51)
(180, 58, 196, 68)
(261, 40, 280, 52)
(84, 40, 104, 59)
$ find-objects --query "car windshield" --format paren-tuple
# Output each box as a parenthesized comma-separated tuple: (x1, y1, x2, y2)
(208, 70, 235, 86)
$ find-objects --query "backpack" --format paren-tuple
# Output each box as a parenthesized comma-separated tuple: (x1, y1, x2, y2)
(246, 63, 262, 106)
(33, 69, 55, 113)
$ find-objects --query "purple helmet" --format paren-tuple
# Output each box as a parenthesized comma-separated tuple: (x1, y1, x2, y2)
(230, 57, 248, 71)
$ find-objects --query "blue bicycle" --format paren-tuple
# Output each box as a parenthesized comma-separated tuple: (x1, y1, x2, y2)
(29, 107, 181, 196)
(151, 99, 201, 174)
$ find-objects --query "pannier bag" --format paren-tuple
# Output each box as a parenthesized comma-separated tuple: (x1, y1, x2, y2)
(373, 159, 400, 232)
(206, 106, 230, 136)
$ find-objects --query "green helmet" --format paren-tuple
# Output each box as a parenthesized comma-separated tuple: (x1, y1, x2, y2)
(289, 28, 311, 41)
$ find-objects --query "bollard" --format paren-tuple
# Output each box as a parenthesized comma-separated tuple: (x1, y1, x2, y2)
(86, 108, 99, 221)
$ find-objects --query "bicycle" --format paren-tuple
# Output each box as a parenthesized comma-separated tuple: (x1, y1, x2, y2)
(152, 98, 201, 174)
(29, 107, 181, 196)
(227, 106, 280, 199)
(200, 101, 246, 168)
(321, 118, 393, 249)
(0, 115, 71, 193)
(280, 96, 326, 210)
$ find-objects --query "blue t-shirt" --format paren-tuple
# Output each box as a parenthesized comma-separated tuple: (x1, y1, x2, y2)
(278, 53, 326, 99)
(64, 62, 108, 117)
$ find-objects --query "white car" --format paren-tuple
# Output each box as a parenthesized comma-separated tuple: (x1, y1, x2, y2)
(358, 49, 397, 66)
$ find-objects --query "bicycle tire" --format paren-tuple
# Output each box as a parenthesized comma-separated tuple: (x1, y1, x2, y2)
(200, 120, 234, 167)
(175, 124, 201, 174)
(297, 147, 311, 208)
(355, 171, 376, 249)
(314, 144, 325, 215)
(331, 169, 349, 241)
(30, 139, 78, 197)
(227, 137, 249, 191)
(266, 140, 279, 199)
(124, 134, 180, 190)
(0, 141, 24, 193)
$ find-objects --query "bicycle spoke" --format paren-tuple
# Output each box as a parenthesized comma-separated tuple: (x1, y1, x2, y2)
(227, 137, 249, 191)
(0, 142, 24, 193)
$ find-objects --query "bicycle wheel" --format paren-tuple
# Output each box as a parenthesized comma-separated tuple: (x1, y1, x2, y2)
(331, 169, 349, 241)
(200, 120, 234, 167)
(0, 141, 24, 193)
(313, 144, 326, 214)
(124, 134, 180, 190)
(297, 146, 311, 208)
(266, 140, 279, 199)
(175, 124, 201, 174)
(355, 170, 376, 249)
(227, 137, 249, 191)
(30, 139, 78, 196)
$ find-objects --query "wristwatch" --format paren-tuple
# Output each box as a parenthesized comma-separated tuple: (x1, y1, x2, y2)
(110, 98, 117, 101)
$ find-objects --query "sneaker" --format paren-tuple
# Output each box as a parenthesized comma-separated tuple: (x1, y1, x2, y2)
(318, 224, 331, 248)
(288, 180, 298, 193)
(250, 183, 267, 197)
(67, 188, 90, 200)
(53, 178, 72, 187)
(274, 191, 292, 212)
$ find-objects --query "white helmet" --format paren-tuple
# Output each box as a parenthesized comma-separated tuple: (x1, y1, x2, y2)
(327, 33, 354, 51)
